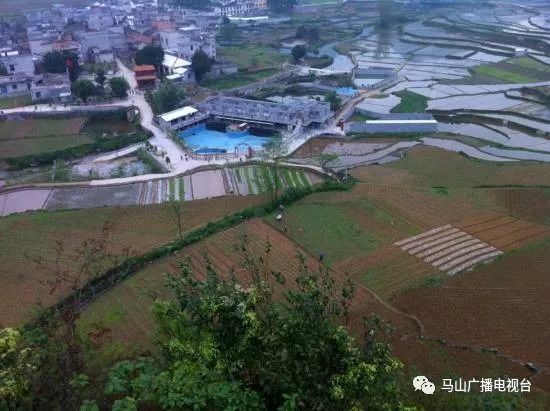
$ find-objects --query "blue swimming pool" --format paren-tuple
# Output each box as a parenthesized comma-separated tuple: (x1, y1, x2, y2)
(179, 124, 272, 153)
(336, 87, 359, 97)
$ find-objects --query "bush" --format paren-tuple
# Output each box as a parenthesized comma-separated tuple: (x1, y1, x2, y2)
(109, 77, 130, 98)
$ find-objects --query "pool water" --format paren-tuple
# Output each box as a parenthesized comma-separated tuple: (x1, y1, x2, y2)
(179, 124, 272, 153)
(336, 87, 359, 97)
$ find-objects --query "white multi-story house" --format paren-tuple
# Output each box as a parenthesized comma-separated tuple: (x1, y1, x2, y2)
(0, 50, 35, 76)
(159, 26, 216, 61)
(218, 0, 268, 16)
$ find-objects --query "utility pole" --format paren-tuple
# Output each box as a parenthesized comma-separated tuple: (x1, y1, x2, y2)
(51, 159, 57, 182)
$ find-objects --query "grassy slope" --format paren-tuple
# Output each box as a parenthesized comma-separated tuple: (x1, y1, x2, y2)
(362, 146, 550, 187)
(200, 68, 278, 91)
(0, 196, 267, 327)
(217, 45, 286, 70)
(271, 202, 380, 265)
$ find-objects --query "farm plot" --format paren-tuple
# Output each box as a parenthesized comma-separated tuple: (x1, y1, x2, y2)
(394, 212, 550, 277)
(0, 196, 266, 327)
(7, 166, 319, 216)
(395, 239, 550, 372)
(454, 213, 550, 251)
(80, 218, 379, 346)
(449, 187, 550, 225)
(360, 146, 550, 187)
(394, 224, 503, 276)
(0, 117, 91, 158)
(266, 202, 381, 265)
(80, 218, 544, 389)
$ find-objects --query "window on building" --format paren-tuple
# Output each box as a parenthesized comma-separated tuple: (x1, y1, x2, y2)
(12, 84, 18, 90)
(36, 91, 42, 99)
(9, 64, 15, 72)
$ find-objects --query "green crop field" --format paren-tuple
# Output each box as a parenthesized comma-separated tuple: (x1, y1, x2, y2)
(269, 202, 380, 265)
(0, 95, 33, 109)
(217, 45, 286, 70)
(0, 118, 90, 158)
(200, 68, 279, 90)
(391, 90, 429, 113)
(507, 56, 550, 72)
(471, 65, 537, 83)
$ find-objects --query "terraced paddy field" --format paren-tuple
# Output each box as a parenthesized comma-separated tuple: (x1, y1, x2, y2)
(0, 196, 267, 327)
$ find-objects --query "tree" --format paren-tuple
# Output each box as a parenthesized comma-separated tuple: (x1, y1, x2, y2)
(109, 77, 130, 98)
(167, 195, 186, 241)
(146, 80, 185, 114)
(95, 68, 106, 88)
(261, 139, 284, 207)
(219, 21, 238, 44)
(0, 328, 39, 409)
(191, 49, 212, 82)
(325, 90, 342, 111)
(296, 25, 320, 43)
(102, 243, 409, 410)
(42, 50, 79, 81)
(267, 0, 297, 13)
(135, 45, 164, 73)
(72, 79, 96, 102)
(291, 44, 307, 62)
(377, 0, 395, 30)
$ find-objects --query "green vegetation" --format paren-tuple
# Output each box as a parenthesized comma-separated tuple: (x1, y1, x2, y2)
(179, 176, 185, 199)
(0, 118, 87, 159)
(325, 90, 342, 110)
(0, 217, 409, 409)
(136, 148, 165, 173)
(217, 45, 285, 70)
(291, 44, 307, 62)
(304, 55, 333, 69)
(200, 68, 278, 90)
(1, 112, 148, 169)
(42, 50, 79, 81)
(191, 49, 213, 81)
(275, 203, 380, 264)
(391, 90, 428, 113)
(471, 65, 536, 84)
(507, 56, 550, 72)
(146, 80, 185, 115)
(134, 44, 164, 73)
(388, 146, 550, 187)
(71, 79, 95, 102)
(109, 77, 130, 98)
(349, 112, 377, 121)
(0, 95, 32, 109)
